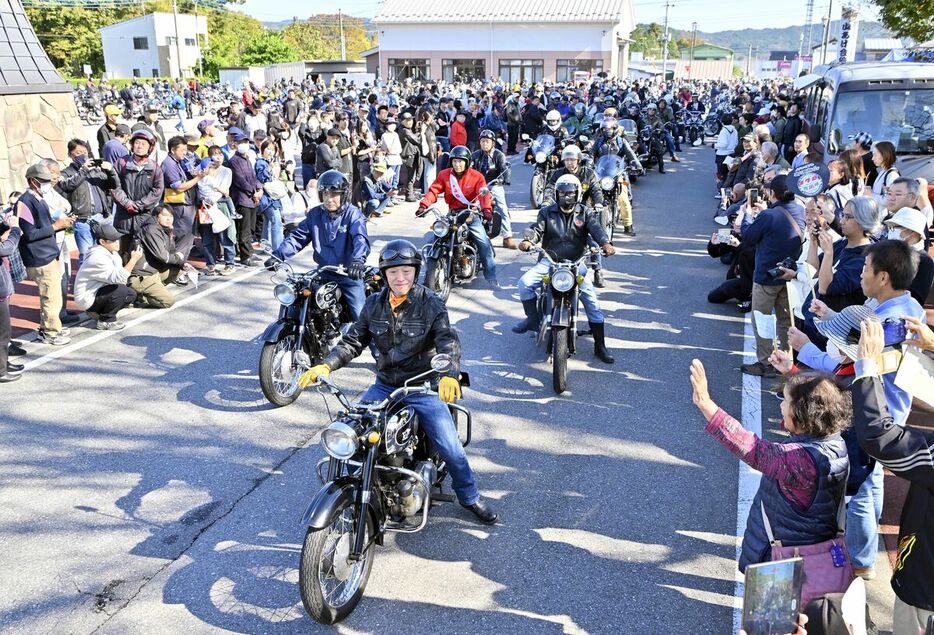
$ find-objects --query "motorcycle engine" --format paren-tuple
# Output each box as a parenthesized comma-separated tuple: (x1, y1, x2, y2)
(394, 461, 437, 518)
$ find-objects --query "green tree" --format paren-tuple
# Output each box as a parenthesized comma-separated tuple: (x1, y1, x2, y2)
(871, 0, 934, 42)
(201, 9, 265, 76)
(281, 14, 372, 60)
(239, 30, 297, 66)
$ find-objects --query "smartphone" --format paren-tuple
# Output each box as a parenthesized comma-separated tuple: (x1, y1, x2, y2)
(925, 614, 934, 635)
(742, 558, 804, 635)
(718, 228, 733, 241)
(749, 188, 759, 206)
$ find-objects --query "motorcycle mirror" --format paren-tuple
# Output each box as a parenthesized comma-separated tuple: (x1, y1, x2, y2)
(521, 134, 530, 141)
(579, 136, 589, 143)
(430, 354, 453, 372)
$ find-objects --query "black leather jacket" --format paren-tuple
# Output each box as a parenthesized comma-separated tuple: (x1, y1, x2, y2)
(544, 166, 604, 207)
(526, 202, 609, 262)
(471, 148, 509, 185)
(324, 284, 461, 387)
(56, 162, 118, 219)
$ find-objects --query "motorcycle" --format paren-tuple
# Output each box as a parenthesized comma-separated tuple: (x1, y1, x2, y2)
(258, 257, 383, 407)
(684, 111, 705, 145)
(298, 353, 472, 624)
(618, 119, 643, 184)
(594, 154, 631, 242)
(524, 133, 558, 208)
(420, 188, 489, 303)
(639, 125, 666, 174)
(524, 243, 598, 394)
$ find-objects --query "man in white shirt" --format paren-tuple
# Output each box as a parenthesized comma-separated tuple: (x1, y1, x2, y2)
(74, 222, 144, 330)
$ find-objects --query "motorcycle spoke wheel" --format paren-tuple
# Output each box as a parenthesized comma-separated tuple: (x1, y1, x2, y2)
(258, 335, 302, 407)
(552, 326, 569, 394)
(299, 505, 375, 624)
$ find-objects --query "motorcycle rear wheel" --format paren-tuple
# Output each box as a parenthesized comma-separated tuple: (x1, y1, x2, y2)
(300, 503, 375, 625)
(424, 258, 451, 303)
(552, 325, 569, 394)
(258, 335, 303, 407)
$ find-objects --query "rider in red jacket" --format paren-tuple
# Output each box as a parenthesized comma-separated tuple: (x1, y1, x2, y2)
(416, 146, 499, 288)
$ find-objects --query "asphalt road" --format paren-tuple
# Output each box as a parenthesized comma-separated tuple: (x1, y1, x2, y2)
(0, 146, 892, 634)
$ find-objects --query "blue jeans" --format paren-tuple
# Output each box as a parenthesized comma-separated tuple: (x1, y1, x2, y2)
(421, 157, 437, 194)
(262, 203, 284, 251)
(365, 196, 391, 217)
(490, 184, 512, 238)
(846, 461, 884, 569)
(360, 380, 479, 505)
(663, 131, 679, 157)
(437, 136, 451, 153)
(320, 271, 365, 321)
(200, 225, 236, 267)
(518, 260, 604, 323)
(73, 220, 95, 268)
(466, 215, 497, 283)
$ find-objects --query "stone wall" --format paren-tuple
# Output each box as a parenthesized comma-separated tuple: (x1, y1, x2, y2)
(0, 92, 85, 197)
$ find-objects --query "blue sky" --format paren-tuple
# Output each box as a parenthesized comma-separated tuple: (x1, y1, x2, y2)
(234, 0, 878, 32)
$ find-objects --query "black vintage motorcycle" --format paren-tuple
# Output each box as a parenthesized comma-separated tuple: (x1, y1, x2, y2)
(594, 154, 632, 241)
(258, 258, 383, 407)
(298, 354, 471, 623)
(639, 125, 666, 174)
(524, 244, 598, 394)
(684, 111, 705, 146)
(420, 189, 490, 304)
(524, 133, 558, 208)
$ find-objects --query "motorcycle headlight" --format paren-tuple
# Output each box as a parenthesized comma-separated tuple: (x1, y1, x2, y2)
(432, 219, 449, 237)
(535, 151, 546, 163)
(601, 177, 615, 190)
(551, 268, 576, 293)
(321, 421, 359, 460)
(274, 283, 297, 305)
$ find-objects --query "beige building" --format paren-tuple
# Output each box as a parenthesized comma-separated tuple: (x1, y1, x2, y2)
(372, 0, 635, 83)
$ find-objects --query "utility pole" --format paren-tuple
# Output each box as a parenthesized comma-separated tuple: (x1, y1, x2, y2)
(804, 0, 815, 69)
(338, 9, 347, 60)
(172, 0, 183, 78)
(819, 0, 833, 66)
(661, 1, 673, 83)
(689, 21, 697, 80)
(746, 43, 752, 76)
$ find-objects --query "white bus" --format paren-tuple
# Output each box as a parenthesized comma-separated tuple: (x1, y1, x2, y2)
(795, 62, 934, 179)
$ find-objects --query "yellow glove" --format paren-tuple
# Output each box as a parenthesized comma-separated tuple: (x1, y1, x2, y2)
(297, 364, 330, 389)
(438, 376, 461, 404)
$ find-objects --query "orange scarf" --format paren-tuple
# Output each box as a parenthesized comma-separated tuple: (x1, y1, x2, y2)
(388, 293, 408, 314)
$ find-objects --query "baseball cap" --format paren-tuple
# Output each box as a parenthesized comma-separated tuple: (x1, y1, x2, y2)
(850, 131, 873, 149)
(371, 161, 387, 172)
(25, 162, 54, 182)
(232, 129, 249, 142)
(227, 126, 244, 138)
(92, 222, 122, 242)
(399, 112, 413, 120)
(326, 127, 341, 137)
(115, 123, 131, 136)
(197, 118, 215, 132)
(742, 132, 757, 141)
(885, 207, 928, 237)
(104, 104, 122, 116)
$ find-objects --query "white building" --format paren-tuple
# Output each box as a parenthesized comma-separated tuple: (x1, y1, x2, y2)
(372, 0, 635, 83)
(100, 12, 208, 79)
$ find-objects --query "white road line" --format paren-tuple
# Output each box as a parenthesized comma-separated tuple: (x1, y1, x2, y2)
(23, 268, 266, 371)
(733, 317, 763, 631)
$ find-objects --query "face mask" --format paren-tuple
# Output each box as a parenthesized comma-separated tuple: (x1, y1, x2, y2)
(886, 228, 903, 241)
(237, 143, 249, 155)
(74, 154, 88, 166)
(39, 182, 53, 195)
(826, 340, 848, 364)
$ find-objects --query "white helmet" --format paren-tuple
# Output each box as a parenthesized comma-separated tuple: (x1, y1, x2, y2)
(545, 109, 562, 131)
(554, 174, 582, 207)
(561, 144, 582, 161)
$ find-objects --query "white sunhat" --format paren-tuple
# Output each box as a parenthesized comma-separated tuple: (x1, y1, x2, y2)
(885, 207, 928, 238)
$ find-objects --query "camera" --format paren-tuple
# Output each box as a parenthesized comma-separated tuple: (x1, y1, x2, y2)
(767, 256, 797, 278)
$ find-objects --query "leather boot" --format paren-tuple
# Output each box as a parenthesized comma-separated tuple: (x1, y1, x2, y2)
(593, 268, 606, 288)
(591, 322, 615, 364)
(512, 299, 540, 333)
(502, 237, 518, 249)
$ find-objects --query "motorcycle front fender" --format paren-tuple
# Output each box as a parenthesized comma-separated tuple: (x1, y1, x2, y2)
(552, 295, 572, 328)
(302, 476, 383, 530)
(261, 318, 296, 343)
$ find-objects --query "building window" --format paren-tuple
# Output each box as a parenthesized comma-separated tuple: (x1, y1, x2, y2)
(442, 59, 486, 83)
(388, 58, 429, 81)
(556, 59, 603, 83)
(132, 37, 148, 50)
(132, 68, 140, 77)
(498, 59, 543, 86)
(184, 37, 196, 47)
(152, 69, 159, 78)
(166, 36, 177, 45)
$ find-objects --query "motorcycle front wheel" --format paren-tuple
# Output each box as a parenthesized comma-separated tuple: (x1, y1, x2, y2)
(530, 171, 544, 208)
(299, 503, 375, 625)
(258, 334, 303, 407)
(424, 257, 451, 303)
(552, 325, 569, 394)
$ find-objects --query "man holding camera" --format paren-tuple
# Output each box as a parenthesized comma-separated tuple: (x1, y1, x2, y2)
(739, 174, 806, 376)
(57, 139, 119, 267)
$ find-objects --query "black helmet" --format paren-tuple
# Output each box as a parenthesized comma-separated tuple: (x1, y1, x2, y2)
(449, 145, 471, 172)
(317, 169, 350, 207)
(378, 239, 422, 278)
(479, 129, 496, 141)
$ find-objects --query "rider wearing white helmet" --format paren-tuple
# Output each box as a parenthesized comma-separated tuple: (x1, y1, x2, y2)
(540, 109, 569, 143)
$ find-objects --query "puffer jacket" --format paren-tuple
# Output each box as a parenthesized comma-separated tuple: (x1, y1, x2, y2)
(324, 284, 461, 387)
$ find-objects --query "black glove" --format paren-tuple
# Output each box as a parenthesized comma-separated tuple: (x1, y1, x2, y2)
(348, 260, 366, 280)
(415, 205, 429, 218)
(264, 257, 277, 271)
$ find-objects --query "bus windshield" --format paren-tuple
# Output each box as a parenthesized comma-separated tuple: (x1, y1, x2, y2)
(829, 89, 934, 155)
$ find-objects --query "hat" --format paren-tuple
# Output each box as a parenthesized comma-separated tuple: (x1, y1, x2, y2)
(326, 127, 341, 137)
(185, 130, 201, 145)
(144, 102, 160, 113)
(197, 118, 215, 132)
(850, 131, 873, 150)
(92, 222, 122, 242)
(228, 126, 244, 138)
(104, 104, 122, 116)
(815, 304, 881, 361)
(885, 207, 928, 238)
(25, 162, 54, 182)
(230, 128, 249, 142)
(115, 123, 131, 136)
(399, 112, 413, 120)
(802, 578, 869, 635)
(198, 157, 215, 171)
(371, 161, 387, 172)
(741, 132, 757, 142)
